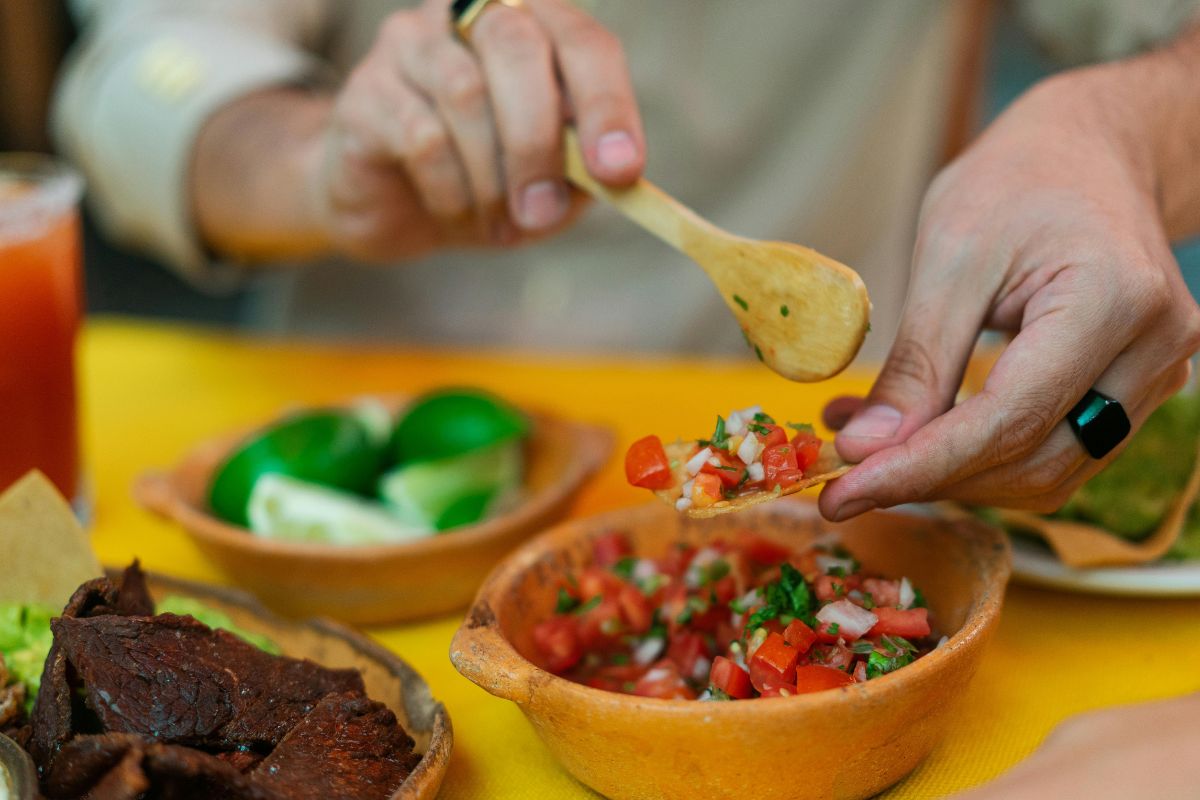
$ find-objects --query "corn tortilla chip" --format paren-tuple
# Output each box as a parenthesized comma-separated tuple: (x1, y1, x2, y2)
(0, 471, 102, 607)
(654, 440, 850, 519)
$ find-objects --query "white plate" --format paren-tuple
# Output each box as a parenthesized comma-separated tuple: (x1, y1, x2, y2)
(1010, 535, 1200, 597)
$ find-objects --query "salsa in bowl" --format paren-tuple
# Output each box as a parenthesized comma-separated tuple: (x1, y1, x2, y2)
(451, 499, 1009, 800)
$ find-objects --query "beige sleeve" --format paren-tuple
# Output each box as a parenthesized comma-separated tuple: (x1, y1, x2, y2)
(52, 0, 331, 290)
(1016, 0, 1200, 66)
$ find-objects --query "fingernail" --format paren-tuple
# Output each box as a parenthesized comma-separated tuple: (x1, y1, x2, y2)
(596, 131, 638, 172)
(840, 405, 902, 440)
(832, 499, 877, 522)
(518, 181, 569, 230)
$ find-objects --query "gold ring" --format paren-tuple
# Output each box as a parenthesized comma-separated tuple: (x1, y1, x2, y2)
(451, 0, 525, 42)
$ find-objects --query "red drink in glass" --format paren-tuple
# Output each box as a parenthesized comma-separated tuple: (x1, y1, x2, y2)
(0, 155, 84, 501)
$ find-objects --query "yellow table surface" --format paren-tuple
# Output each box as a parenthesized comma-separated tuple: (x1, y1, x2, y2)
(81, 317, 1200, 799)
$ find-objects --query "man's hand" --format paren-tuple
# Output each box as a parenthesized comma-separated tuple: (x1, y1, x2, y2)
(950, 694, 1200, 800)
(194, 0, 644, 263)
(819, 53, 1200, 521)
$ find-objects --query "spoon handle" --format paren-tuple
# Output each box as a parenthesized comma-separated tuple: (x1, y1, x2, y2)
(563, 130, 721, 256)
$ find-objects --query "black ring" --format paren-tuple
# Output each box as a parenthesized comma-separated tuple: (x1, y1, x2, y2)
(1066, 389, 1130, 459)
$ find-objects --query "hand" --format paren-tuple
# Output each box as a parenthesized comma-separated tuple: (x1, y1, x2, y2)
(309, 0, 644, 261)
(818, 72, 1200, 522)
(949, 694, 1200, 800)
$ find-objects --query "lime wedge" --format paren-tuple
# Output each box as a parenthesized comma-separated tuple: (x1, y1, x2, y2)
(209, 410, 386, 527)
(392, 389, 528, 464)
(379, 441, 523, 531)
(247, 474, 433, 546)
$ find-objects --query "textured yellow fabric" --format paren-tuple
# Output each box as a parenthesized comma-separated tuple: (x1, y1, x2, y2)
(82, 318, 1200, 799)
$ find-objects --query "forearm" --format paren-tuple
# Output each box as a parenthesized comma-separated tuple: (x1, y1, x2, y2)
(192, 88, 334, 264)
(1072, 21, 1200, 241)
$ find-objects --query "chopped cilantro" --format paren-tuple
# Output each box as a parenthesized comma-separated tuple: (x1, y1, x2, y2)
(786, 422, 815, 434)
(555, 588, 579, 614)
(612, 557, 637, 581)
(753, 412, 775, 424)
(699, 416, 730, 450)
(780, 305, 789, 317)
(676, 596, 710, 625)
(715, 465, 740, 472)
(860, 592, 876, 610)
(866, 649, 913, 679)
(912, 588, 928, 609)
(827, 566, 847, 578)
(754, 345, 764, 362)
(706, 688, 734, 701)
(733, 294, 749, 311)
(574, 595, 602, 615)
(745, 605, 778, 632)
(851, 640, 876, 655)
(610, 652, 630, 665)
(747, 422, 771, 436)
(701, 559, 731, 585)
(747, 563, 816, 633)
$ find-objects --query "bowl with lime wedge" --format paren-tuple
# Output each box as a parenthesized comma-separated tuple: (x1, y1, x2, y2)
(135, 389, 612, 624)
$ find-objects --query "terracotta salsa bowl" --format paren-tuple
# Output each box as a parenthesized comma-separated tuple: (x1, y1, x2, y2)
(135, 407, 612, 624)
(451, 499, 1011, 800)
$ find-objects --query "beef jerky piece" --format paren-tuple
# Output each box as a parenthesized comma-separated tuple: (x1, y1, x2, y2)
(111, 560, 155, 617)
(252, 692, 420, 800)
(140, 743, 272, 800)
(41, 732, 146, 799)
(27, 642, 72, 773)
(54, 614, 363, 750)
(83, 745, 150, 800)
(216, 749, 264, 773)
(60, 576, 120, 619)
(0, 680, 25, 728)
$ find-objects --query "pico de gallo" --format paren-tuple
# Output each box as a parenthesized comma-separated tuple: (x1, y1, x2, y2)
(532, 531, 941, 700)
(625, 406, 847, 515)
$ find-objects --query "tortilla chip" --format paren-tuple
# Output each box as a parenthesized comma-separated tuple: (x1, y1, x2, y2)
(0, 471, 102, 607)
(653, 440, 850, 519)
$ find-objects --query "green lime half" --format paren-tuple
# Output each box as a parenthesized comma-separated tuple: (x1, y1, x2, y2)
(209, 410, 386, 527)
(391, 389, 528, 464)
(378, 440, 523, 531)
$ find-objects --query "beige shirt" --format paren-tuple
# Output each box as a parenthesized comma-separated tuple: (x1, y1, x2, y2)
(54, 0, 1200, 361)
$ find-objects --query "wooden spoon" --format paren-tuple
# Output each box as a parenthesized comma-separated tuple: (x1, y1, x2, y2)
(985, 437, 1200, 568)
(563, 131, 871, 382)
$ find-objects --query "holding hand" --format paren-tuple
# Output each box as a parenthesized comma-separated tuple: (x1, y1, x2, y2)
(820, 72, 1200, 521)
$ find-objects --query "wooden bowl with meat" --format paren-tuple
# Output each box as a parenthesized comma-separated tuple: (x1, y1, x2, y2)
(451, 498, 1009, 800)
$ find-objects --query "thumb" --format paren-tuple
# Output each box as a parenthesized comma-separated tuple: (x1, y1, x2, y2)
(836, 305, 983, 464)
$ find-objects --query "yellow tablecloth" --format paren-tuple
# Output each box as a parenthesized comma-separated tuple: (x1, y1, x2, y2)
(82, 318, 1200, 799)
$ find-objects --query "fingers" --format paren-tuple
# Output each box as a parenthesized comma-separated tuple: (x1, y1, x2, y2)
(822, 396, 865, 432)
(524, 0, 645, 185)
(470, 5, 569, 232)
(821, 273, 1138, 520)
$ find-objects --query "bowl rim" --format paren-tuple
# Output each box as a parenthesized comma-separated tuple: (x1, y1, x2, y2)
(451, 498, 1012, 713)
(134, 405, 613, 562)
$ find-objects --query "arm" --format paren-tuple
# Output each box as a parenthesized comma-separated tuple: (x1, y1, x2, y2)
(190, 0, 646, 267)
(820, 21, 1200, 519)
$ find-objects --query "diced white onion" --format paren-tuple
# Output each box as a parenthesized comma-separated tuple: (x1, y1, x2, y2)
(681, 479, 695, 498)
(935, 635, 949, 650)
(675, 497, 694, 512)
(726, 412, 748, 438)
(736, 588, 762, 609)
(692, 657, 712, 683)
(686, 448, 713, 476)
(816, 554, 856, 575)
(634, 637, 665, 665)
(685, 547, 722, 588)
(697, 689, 714, 702)
(641, 666, 671, 683)
(745, 627, 769, 660)
(632, 558, 658, 582)
(815, 599, 878, 641)
(747, 462, 765, 482)
(737, 435, 763, 465)
(899, 577, 915, 609)
(728, 641, 747, 669)
(707, 456, 721, 466)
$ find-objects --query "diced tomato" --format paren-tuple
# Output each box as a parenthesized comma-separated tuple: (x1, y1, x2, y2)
(807, 641, 853, 671)
(617, 584, 653, 634)
(737, 533, 792, 566)
(667, 631, 708, 678)
(700, 450, 745, 488)
(593, 531, 633, 568)
(814, 574, 847, 603)
(761, 443, 799, 485)
(708, 656, 753, 699)
(576, 598, 624, 651)
(578, 567, 622, 602)
(794, 664, 855, 694)
(660, 583, 688, 632)
(624, 435, 675, 489)
(634, 659, 696, 700)
(783, 620, 818, 654)
(814, 621, 842, 644)
(790, 430, 823, 472)
(691, 472, 724, 508)
(748, 632, 800, 692)
(789, 549, 822, 581)
(712, 575, 738, 605)
(772, 468, 806, 489)
(755, 423, 788, 448)
(869, 607, 931, 639)
(532, 617, 582, 672)
(659, 544, 697, 578)
(861, 578, 901, 609)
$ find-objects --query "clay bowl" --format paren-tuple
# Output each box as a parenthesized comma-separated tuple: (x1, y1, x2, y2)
(135, 407, 612, 624)
(128, 569, 452, 800)
(452, 498, 1010, 800)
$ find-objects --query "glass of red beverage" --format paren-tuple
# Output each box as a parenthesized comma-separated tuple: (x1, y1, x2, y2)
(0, 154, 84, 506)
